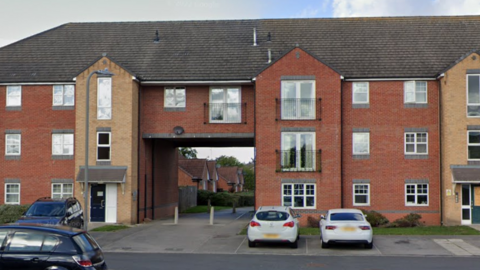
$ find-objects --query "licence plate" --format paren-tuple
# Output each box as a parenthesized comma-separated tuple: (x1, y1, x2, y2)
(263, 234, 280, 239)
(341, 227, 356, 232)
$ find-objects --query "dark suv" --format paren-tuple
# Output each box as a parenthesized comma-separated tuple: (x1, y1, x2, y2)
(0, 224, 107, 270)
(16, 197, 84, 229)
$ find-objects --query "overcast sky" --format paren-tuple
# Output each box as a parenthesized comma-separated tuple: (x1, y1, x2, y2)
(1, 0, 480, 162)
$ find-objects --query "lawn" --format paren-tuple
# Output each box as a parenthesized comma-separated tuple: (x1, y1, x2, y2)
(91, 225, 131, 232)
(182, 205, 232, 214)
(239, 226, 480, 235)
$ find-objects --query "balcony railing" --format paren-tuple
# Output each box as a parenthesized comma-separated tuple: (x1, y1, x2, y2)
(276, 149, 322, 172)
(275, 98, 322, 121)
(204, 102, 247, 124)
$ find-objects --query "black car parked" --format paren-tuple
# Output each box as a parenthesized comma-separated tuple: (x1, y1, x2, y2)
(16, 197, 84, 228)
(0, 224, 107, 270)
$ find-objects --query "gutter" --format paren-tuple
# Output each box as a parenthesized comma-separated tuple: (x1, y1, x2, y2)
(141, 80, 252, 86)
(437, 74, 444, 225)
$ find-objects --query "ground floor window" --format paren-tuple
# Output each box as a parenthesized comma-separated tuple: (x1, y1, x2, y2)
(405, 184, 428, 206)
(353, 184, 370, 206)
(52, 183, 73, 199)
(5, 183, 20, 204)
(282, 183, 315, 208)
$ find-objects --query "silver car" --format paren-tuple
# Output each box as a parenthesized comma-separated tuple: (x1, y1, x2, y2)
(247, 206, 301, 248)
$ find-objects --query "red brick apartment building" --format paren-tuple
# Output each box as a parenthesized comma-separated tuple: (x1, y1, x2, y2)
(1, 16, 480, 226)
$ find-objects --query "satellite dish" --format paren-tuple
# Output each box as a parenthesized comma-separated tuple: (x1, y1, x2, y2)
(173, 126, 184, 135)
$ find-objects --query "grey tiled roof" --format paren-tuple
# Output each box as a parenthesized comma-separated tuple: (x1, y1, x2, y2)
(2, 16, 480, 83)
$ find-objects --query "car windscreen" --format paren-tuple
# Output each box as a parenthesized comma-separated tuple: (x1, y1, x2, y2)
(255, 211, 289, 221)
(25, 202, 65, 217)
(330, 212, 364, 221)
(73, 233, 100, 253)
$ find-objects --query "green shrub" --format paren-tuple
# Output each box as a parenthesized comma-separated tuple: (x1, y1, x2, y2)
(236, 194, 254, 207)
(361, 210, 389, 227)
(0, 204, 30, 224)
(390, 213, 422, 228)
(197, 190, 214, 205)
(307, 216, 320, 228)
(210, 192, 233, 206)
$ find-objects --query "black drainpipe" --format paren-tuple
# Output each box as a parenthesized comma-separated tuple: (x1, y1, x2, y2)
(152, 139, 155, 220)
(253, 79, 257, 211)
(438, 77, 443, 225)
(340, 77, 344, 208)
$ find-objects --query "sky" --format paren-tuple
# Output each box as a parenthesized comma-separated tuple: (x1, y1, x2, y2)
(1, 0, 480, 162)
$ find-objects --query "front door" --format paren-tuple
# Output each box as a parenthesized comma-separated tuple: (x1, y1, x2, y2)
(472, 185, 480, 224)
(90, 184, 106, 222)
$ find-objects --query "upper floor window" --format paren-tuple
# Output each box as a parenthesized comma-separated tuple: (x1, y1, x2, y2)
(53, 85, 75, 106)
(97, 78, 112, 120)
(6, 86, 21, 107)
(97, 132, 111, 161)
(404, 81, 427, 104)
(468, 131, 480, 160)
(52, 134, 74, 155)
(353, 132, 370, 155)
(405, 132, 428, 154)
(5, 134, 21, 156)
(282, 183, 315, 208)
(281, 132, 315, 171)
(165, 87, 186, 108)
(353, 184, 370, 206)
(467, 75, 480, 117)
(5, 183, 20, 205)
(352, 82, 369, 104)
(281, 80, 315, 119)
(209, 87, 241, 123)
(405, 184, 428, 206)
(52, 183, 73, 199)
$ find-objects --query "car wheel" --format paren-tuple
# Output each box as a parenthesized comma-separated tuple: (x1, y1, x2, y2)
(248, 240, 256, 248)
(321, 237, 329, 249)
(290, 239, 298, 249)
(365, 241, 373, 249)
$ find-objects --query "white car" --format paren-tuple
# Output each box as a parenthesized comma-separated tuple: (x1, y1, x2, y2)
(247, 206, 301, 248)
(319, 208, 373, 249)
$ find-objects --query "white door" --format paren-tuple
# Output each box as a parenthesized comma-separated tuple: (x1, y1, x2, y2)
(105, 184, 117, 223)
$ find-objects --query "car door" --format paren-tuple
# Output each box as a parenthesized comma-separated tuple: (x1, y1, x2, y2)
(0, 229, 9, 269)
(1, 230, 53, 270)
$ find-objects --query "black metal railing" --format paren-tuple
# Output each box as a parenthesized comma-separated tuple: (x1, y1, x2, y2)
(276, 149, 322, 172)
(204, 102, 247, 124)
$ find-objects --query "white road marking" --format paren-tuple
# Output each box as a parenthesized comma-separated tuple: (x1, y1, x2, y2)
(434, 239, 480, 256)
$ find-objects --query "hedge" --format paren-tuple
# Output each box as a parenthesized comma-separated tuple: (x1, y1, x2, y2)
(0, 204, 30, 224)
(197, 190, 254, 207)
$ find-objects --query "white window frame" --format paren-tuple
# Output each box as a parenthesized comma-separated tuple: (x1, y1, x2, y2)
(353, 132, 370, 155)
(404, 132, 428, 155)
(97, 78, 112, 120)
(97, 132, 111, 161)
(353, 184, 370, 206)
(405, 184, 429, 206)
(404, 81, 427, 104)
(281, 80, 316, 120)
(52, 134, 74, 155)
(5, 183, 20, 205)
(468, 131, 480, 161)
(467, 75, 480, 117)
(282, 183, 316, 209)
(209, 87, 241, 123)
(352, 82, 369, 104)
(5, 134, 21, 156)
(52, 183, 73, 199)
(53, 85, 75, 106)
(281, 132, 316, 171)
(6, 85, 21, 107)
(164, 87, 186, 108)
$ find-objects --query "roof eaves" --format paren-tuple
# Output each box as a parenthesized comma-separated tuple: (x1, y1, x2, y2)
(436, 49, 480, 77)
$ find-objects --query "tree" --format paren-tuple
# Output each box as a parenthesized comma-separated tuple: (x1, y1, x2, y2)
(178, 147, 197, 159)
(243, 167, 255, 191)
(215, 155, 242, 167)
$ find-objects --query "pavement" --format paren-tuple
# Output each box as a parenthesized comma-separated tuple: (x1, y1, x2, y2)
(89, 207, 480, 257)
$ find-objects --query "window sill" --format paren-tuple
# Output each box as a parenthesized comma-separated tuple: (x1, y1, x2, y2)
(405, 204, 429, 207)
(405, 155, 429, 159)
(353, 154, 370, 159)
(6, 106, 21, 111)
(278, 169, 317, 172)
(352, 104, 370, 109)
(52, 106, 74, 110)
(96, 161, 111, 166)
(164, 107, 186, 112)
(468, 161, 480, 165)
(52, 155, 74, 160)
(5, 155, 20, 160)
(404, 103, 428, 108)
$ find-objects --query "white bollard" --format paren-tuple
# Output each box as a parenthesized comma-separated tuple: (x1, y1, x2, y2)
(210, 206, 214, 225)
(174, 207, 178, 224)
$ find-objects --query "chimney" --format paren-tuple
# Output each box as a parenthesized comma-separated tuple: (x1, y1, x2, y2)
(253, 27, 257, 46)
(267, 49, 272, 63)
(153, 30, 160, 43)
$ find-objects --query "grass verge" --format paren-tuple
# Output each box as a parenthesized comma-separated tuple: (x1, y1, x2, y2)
(182, 205, 232, 214)
(239, 226, 480, 236)
(91, 225, 131, 232)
